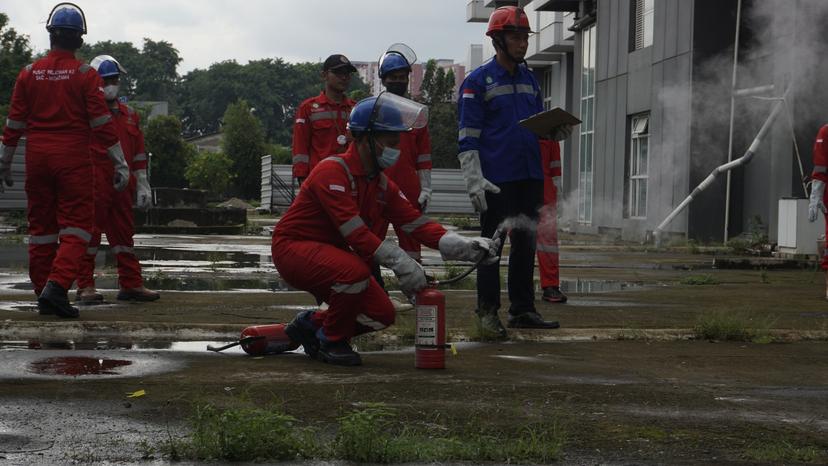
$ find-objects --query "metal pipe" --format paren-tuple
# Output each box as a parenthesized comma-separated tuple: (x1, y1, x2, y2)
(733, 84, 775, 97)
(723, 0, 743, 244)
(654, 89, 789, 247)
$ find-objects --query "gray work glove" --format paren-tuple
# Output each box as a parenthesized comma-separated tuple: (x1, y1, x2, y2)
(374, 240, 427, 299)
(0, 143, 14, 193)
(134, 169, 152, 208)
(809, 179, 827, 222)
(458, 150, 500, 214)
(417, 169, 432, 212)
(107, 142, 130, 192)
(550, 124, 573, 141)
(438, 232, 501, 265)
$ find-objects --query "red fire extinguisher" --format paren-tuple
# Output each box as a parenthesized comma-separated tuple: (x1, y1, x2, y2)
(414, 227, 505, 369)
(415, 287, 446, 369)
(207, 323, 299, 356)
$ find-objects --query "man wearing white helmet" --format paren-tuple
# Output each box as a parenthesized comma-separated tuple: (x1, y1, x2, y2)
(76, 55, 159, 304)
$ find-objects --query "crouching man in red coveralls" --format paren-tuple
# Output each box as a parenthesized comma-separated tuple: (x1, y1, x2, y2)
(537, 136, 570, 303)
(0, 4, 130, 318)
(807, 124, 828, 298)
(75, 55, 159, 304)
(272, 93, 499, 366)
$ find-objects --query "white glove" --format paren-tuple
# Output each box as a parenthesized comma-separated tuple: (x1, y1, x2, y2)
(374, 240, 427, 299)
(417, 169, 432, 212)
(107, 142, 130, 192)
(809, 179, 826, 222)
(438, 232, 501, 265)
(458, 150, 500, 214)
(551, 124, 573, 141)
(0, 143, 14, 193)
(134, 169, 152, 208)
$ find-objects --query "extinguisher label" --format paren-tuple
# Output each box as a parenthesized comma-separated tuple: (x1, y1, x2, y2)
(416, 305, 437, 346)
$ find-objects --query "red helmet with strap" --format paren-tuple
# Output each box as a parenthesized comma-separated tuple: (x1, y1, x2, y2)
(486, 6, 532, 37)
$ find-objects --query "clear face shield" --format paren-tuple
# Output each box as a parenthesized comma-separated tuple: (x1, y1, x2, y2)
(90, 55, 128, 75)
(379, 42, 418, 70)
(370, 92, 429, 132)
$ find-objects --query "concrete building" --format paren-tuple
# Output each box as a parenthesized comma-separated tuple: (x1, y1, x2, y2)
(469, 0, 828, 243)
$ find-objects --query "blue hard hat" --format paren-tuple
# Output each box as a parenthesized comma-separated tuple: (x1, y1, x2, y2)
(97, 60, 120, 78)
(347, 92, 428, 133)
(91, 55, 127, 78)
(379, 52, 411, 79)
(46, 3, 87, 34)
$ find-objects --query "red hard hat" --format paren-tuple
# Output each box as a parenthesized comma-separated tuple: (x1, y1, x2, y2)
(486, 6, 532, 37)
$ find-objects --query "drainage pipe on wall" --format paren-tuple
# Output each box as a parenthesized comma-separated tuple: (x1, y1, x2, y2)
(653, 87, 789, 247)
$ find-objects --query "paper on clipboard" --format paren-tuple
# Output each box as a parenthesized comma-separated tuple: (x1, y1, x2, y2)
(518, 107, 581, 137)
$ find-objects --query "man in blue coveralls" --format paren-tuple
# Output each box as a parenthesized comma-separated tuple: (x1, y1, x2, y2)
(458, 6, 570, 338)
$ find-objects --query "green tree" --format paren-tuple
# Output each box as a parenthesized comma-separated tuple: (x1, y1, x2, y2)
(144, 115, 196, 188)
(418, 60, 459, 168)
(185, 150, 234, 196)
(266, 143, 292, 165)
(78, 38, 181, 105)
(0, 12, 33, 124)
(222, 99, 267, 199)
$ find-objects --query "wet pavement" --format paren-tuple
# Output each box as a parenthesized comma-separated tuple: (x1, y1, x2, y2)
(1, 231, 827, 464)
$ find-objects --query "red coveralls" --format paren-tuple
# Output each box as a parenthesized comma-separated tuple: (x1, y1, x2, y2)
(382, 126, 432, 260)
(291, 91, 355, 179)
(812, 125, 828, 269)
(537, 140, 562, 288)
(1, 50, 121, 294)
(77, 103, 148, 290)
(272, 145, 446, 342)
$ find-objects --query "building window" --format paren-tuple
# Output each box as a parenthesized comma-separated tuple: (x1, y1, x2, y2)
(632, 0, 654, 50)
(578, 25, 596, 225)
(626, 114, 649, 219)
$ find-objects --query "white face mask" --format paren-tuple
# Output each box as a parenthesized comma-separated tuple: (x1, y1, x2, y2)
(103, 84, 119, 101)
(377, 145, 401, 169)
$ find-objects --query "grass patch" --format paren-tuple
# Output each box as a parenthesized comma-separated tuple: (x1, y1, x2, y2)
(679, 274, 719, 285)
(693, 311, 777, 343)
(154, 402, 566, 463)
(744, 439, 822, 463)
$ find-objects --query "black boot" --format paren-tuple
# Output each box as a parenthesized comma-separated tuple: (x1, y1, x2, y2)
(542, 286, 568, 303)
(507, 311, 559, 329)
(284, 310, 320, 359)
(318, 339, 362, 366)
(38, 281, 79, 318)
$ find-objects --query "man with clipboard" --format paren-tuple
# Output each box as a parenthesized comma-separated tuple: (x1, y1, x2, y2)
(457, 6, 573, 338)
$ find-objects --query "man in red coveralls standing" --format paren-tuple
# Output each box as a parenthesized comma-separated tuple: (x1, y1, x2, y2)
(0, 3, 129, 318)
(536, 139, 568, 303)
(377, 44, 433, 262)
(807, 123, 828, 299)
(75, 55, 159, 304)
(291, 54, 357, 187)
(272, 93, 499, 366)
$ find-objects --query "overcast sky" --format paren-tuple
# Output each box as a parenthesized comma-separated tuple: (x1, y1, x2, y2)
(4, 1, 489, 73)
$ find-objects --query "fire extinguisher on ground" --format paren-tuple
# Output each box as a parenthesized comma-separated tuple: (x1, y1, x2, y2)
(414, 228, 506, 369)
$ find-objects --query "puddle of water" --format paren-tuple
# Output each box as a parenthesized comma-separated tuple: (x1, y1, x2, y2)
(28, 356, 132, 376)
(558, 279, 649, 294)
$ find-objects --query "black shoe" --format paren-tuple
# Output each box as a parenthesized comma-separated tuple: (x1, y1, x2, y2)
(542, 286, 568, 303)
(38, 281, 79, 318)
(475, 311, 508, 340)
(284, 311, 320, 359)
(507, 311, 559, 329)
(318, 339, 362, 366)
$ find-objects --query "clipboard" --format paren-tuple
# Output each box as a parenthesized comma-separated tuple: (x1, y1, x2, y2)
(518, 107, 581, 137)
